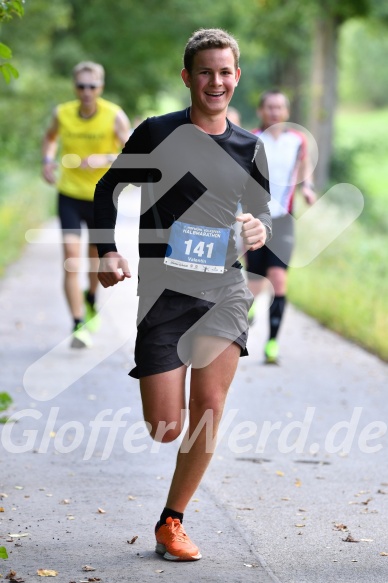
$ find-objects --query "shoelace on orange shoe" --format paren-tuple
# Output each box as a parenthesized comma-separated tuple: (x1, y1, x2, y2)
(166, 518, 189, 542)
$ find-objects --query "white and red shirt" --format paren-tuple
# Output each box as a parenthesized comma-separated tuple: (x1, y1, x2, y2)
(252, 128, 306, 218)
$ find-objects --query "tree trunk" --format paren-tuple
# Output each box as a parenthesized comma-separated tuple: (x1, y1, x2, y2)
(309, 15, 339, 192)
(271, 54, 305, 126)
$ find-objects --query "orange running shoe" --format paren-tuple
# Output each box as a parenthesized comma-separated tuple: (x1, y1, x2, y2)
(155, 517, 202, 561)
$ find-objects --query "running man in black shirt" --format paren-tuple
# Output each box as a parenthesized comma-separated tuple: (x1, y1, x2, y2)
(94, 28, 271, 561)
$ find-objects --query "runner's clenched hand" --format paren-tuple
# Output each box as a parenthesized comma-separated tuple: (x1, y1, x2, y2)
(236, 213, 267, 251)
(98, 252, 131, 288)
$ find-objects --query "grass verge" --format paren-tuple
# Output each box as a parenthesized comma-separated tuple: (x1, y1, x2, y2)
(289, 203, 388, 362)
(0, 168, 55, 277)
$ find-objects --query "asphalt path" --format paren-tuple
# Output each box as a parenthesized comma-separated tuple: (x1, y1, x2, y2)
(1, 189, 388, 583)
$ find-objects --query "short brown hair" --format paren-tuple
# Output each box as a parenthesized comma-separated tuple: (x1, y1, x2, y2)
(183, 28, 240, 73)
(73, 61, 105, 84)
(258, 90, 290, 110)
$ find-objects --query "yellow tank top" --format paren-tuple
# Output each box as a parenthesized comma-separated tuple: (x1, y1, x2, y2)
(57, 97, 122, 200)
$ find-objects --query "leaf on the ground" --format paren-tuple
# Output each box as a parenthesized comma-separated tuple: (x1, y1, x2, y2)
(0, 393, 12, 412)
(0, 546, 8, 559)
(216, 530, 222, 534)
(361, 498, 372, 505)
(14, 487, 23, 491)
(97, 508, 106, 514)
(5, 570, 25, 582)
(37, 570, 58, 577)
(82, 566, 95, 572)
(333, 523, 348, 531)
(0, 493, 8, 499)
(295, 524, 305, 528)
(127, 536, 138, 544)
(66, 515, 75, 520)
(127, 496, 136, 501)
(244, 564, 253, 568)
(155, 570, 164, 573)
(377, 489, 387, 495)
(380, 552, 388, 556)
(0, 507, 4, 512)
(281, 497, 290, 501)
(360, 538, 373, 542)
(295, 478, 302, 487)
(59, 499, 70, 505)
(8, 534, 29, 538)
(342, 534, 359, 543)
(276, 470, 285, 477)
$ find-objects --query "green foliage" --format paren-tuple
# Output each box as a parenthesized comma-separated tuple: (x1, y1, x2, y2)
(290, 106, 388, 361)
(289, 211, 388, 362)
(0, 0, 24, 20)
(0, 546, 8, 559)
(329, 143, 358, 186)
(0, 0, 24, 82)
(320, 0, 371, 21)
(334, 107, 388, 232)
(0, 391, 13, 424)
(66, 0, 252, 115)
(0, 169, 55, 275)
(0, 391, 12, 412)
(339, 19, 388, 107)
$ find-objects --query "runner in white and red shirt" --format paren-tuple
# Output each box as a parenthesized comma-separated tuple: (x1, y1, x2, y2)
(246, 90, 316, 364)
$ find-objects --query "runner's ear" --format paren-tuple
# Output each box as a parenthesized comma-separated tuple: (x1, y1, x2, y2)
(181, 68, 191, 88)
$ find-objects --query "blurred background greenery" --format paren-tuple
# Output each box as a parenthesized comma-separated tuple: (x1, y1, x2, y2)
(1, 0, 387, 359)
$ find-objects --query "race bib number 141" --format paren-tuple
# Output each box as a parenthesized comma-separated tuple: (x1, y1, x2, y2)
(164, 221, 230, 273)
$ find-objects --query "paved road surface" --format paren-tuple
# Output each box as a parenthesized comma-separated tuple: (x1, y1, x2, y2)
(1, 189, 388, 583)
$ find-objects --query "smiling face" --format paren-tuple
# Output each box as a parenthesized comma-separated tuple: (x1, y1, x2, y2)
(181, 48, 241, 123)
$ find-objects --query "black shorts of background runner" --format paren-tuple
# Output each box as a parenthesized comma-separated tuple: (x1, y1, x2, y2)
(245, 214, 294, 280)
(58, 192, 95, 236)
(129, 280, 254, 379)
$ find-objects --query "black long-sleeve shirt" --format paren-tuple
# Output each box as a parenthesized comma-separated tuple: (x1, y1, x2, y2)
(94, 108, 271, 297)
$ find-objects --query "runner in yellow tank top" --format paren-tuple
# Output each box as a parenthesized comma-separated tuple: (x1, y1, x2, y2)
(56, 97, 123, 201)
(42, 61, 131, 348)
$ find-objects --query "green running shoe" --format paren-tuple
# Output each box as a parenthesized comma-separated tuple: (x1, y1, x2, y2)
(264, 338, 279, 364)
(71, 322, 93, 349)
(84, 292, 101, 333)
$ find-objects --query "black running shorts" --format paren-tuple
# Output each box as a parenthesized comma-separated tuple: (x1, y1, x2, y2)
(245, 214, 294, 280)
(129, 280, 254, 379)
(58, 192, 95, 236)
